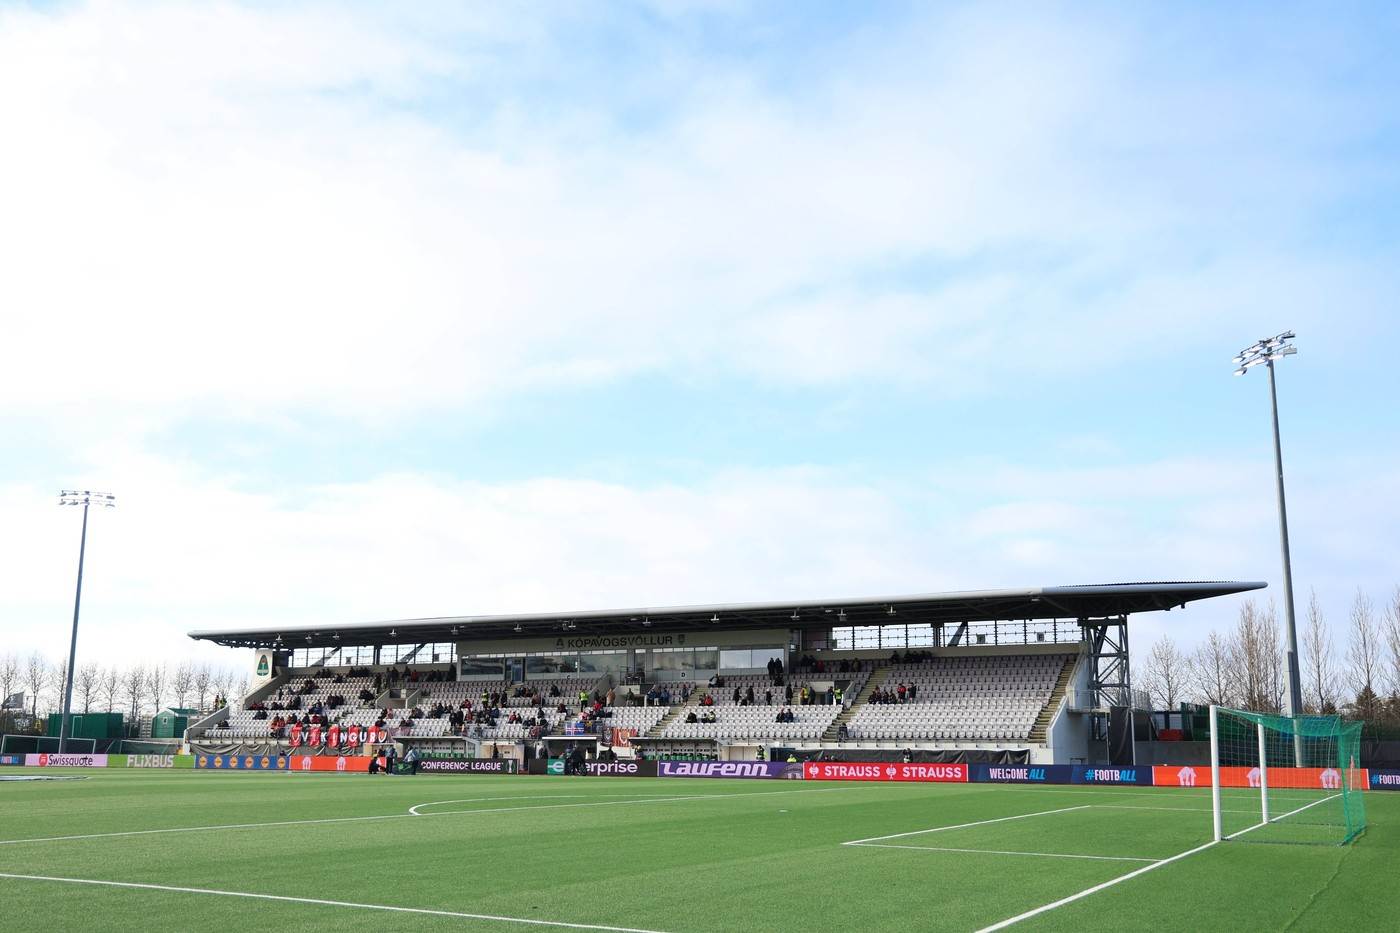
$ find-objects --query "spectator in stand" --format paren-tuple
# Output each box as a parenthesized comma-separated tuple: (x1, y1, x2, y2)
(732, 687, 741, 704)
(764, 689, 773, 706)
(826, 685, 835, 705)
(897, 683, 907, 703)
(785, 684, 793, 704)
(685, 710, 699, 724)
(744, 686, 755, 705)
(908, 683, 917, 702)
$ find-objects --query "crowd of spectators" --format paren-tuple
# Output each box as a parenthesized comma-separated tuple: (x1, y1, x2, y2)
(866, 682, 919, 704)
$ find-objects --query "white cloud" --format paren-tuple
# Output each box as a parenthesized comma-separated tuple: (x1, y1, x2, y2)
(2, 1, 1392, 428)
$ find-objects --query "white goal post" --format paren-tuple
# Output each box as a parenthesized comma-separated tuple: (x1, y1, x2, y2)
(1208, 704, 1365, 846)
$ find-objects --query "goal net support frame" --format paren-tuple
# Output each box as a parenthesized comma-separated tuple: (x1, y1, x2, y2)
(1208, 705, 1366, 846)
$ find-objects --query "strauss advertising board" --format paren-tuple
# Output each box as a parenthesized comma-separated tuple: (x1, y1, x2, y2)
(803, 761, 968, 783)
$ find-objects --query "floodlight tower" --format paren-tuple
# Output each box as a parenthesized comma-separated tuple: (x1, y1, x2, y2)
(57, 490, 116, 753)
(1232, 333, 1303, 727)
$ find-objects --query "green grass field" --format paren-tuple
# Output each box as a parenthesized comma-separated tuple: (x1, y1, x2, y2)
(1, 769, 1396, 931)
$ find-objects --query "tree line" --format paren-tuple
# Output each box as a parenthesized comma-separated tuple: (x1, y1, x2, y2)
(1138, 586, 1400, 727)
(0, 653, 247, 727)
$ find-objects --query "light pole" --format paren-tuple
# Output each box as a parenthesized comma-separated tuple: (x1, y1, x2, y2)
(1232, 333, 1303, 726)
(57, 490, 116, 753)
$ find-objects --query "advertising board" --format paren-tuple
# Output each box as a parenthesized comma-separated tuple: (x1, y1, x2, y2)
(288, 755, 372, 772)
(583, 760, 659, 777)
(802, 761, 968, 783)
(1151, 765, 1362, 790)
(195, 753, 289, 770)
(24, 753, 109, 768)
(1369, 769, 1400, 790)
(1073, 766, 1152, 785)
(658, 761, 801, 779)
(969, 764, 1073, 784)
(123, 754, 193, 769)
(419, 758, 518, 774)
(0, 754, 23, 766)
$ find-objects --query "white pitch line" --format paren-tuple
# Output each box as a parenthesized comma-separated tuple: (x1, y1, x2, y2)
(847, 843, 1155, 863)
(973, 794, 1343, 931)
(0, 785, 853, 846)
(1096, 805, 1257, 814)
(0, 872, 671, 933)
(842, 805, 1091, 846)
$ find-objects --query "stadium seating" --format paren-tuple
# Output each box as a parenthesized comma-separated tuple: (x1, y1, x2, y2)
(844, 654, 1070, 742)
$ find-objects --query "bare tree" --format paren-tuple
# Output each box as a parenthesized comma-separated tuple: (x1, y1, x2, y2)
(122, 665, 146, 723)
(212, 668, 233, 707)
(1301, 589, 1338, 714)
(1346, 590, 1383, 723)
(1384, 585, 1400, 705)
(1141, 634, 1189, 709)
(23, 653, 49, 716)
(146, 663, 168, 713)
(50, 659, 70, 717)
(1228, 600, 1282, 713)
(1192, 630, 1235, 706)
(76, 663, 101, 714)
(0, 653, 19, 709)
(193, 664, 212, 711)
(100, 666, 121, 714)
(172, 662, 195, 709)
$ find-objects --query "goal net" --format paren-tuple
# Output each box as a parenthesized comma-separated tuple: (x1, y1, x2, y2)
(1209, 705, 1366, 845)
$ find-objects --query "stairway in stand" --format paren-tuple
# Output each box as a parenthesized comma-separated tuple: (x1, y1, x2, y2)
(645, 687, 703, 738)
(821, 664, 891, 742)
(1029, 656, 1077, 743)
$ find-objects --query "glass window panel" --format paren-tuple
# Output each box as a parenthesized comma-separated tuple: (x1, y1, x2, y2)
(526, 655, 578, 674)
(458, 657, 504, 677)
(692, 649, 719, 671)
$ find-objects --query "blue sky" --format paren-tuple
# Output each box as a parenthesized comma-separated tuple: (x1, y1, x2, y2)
(1, 1, 1398, 671)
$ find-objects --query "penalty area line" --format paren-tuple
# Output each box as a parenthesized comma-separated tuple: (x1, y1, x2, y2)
(842, 805, 1092, 846)
(846, 843, 1155, 863)
(0, 872, 671, 933)
(973, 794, 1343, 931)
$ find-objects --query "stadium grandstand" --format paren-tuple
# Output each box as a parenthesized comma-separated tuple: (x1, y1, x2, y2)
(185, 581, 1262, 768)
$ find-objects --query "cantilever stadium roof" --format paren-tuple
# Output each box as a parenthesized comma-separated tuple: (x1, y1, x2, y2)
(187, 580, 1264, 649)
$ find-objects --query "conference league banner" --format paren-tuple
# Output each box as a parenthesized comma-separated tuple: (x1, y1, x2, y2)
(419, 758, 519, 774)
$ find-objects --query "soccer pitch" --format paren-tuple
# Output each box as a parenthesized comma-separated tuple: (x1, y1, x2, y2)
(1, 771, 1396, 931)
